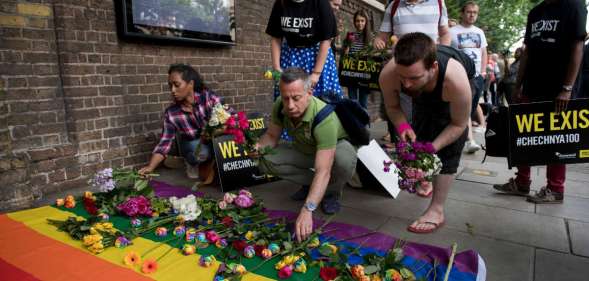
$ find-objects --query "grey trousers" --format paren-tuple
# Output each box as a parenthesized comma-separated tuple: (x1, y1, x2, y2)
(259, 140, 357, 197)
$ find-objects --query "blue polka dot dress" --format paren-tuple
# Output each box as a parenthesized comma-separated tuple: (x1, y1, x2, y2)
(273, 41, 343, 99)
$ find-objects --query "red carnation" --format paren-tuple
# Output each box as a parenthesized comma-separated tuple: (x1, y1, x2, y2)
(221, 216, 234, 227)
(320, 267, 338, 281)
(232, 240, 248, 252)
(83, 197, 98, 215)
(254, 244, 265, 256)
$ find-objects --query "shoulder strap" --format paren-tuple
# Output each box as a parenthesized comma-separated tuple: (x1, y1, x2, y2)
(389, 0, 401, 33)
(311, 104, 335, 132)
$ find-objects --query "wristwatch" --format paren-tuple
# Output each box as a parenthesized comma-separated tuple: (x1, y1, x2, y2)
(303, 201, 317, 212)
(562, 85, 573, 92)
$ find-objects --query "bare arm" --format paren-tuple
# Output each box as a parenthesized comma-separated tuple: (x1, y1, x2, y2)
(438, 25, 451, 46)
(480, 47, 488, 76)
(313, 40, 332, 74)
(271, 37, 282, 71)
(555, 40, 585, 112)
(295, 148, 336, 241)
(434, 59, 471, 151)
(257, 122, 282, 150)
(373, 31, 391, 50)
(139, 153, 165, 175)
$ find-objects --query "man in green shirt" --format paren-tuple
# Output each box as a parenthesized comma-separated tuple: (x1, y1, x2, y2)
(255, 67, 357, 242)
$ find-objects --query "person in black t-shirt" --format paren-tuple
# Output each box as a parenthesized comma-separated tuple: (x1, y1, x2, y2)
(494, 0, 587, 204)
(266, 0, 343, 99)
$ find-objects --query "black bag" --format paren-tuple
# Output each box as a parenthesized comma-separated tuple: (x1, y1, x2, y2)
(484, 106, 509, 159)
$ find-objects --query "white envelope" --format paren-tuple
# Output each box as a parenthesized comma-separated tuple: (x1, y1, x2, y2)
(357, 139, 400, 198)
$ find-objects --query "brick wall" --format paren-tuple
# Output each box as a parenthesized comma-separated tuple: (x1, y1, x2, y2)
(0, 0, 385, 212)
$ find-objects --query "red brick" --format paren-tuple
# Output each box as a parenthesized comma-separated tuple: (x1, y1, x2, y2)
(0, 169, 27, 185)
(65, 167, 81, 180)
(101, 147, 127, 160)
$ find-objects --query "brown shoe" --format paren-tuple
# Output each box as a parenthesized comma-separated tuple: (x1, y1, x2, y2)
(493, 178, 530, 196)
(526, 187, 563, 204)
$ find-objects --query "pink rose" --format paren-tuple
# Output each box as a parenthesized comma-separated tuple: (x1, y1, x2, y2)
(226, 116, 236, 128)
(223, 193, 236, 204)
(205, 230, 220, 243)
(238, 189, 252, 198)
(218, 200, 228, 210)
(237, 112, 249, 130)
(234, 194, 254, 208)
(278, 265, 293, 279)
(233, 130, 245, 144)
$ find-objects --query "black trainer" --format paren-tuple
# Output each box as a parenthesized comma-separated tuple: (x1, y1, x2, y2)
(290, 185, 310, 201)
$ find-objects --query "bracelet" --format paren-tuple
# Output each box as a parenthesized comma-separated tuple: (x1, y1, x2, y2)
(312, 70, 322, 75)
(396, 122, 412, 135)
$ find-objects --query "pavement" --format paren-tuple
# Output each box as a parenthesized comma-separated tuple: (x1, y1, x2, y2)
(32, 121, 589, 281)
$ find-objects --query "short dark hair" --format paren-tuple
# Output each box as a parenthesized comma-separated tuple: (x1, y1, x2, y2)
(168, 63, 205, 92)
(394, 32, 437, 69)
(280, 67, 311, 91)
(461, 1, 478, 12)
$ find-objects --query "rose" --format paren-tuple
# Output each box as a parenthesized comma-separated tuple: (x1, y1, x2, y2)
(233, 129, 245, 144)
(221, 216, 233, 227)
(237, 112, 249, 130)
(232, 240, 248, 252)
(226, 116, 236, 128)
(238, 189, 252, 198)
(320, 267, 338, 281)
(205, 230, 220, 243)
(218, 200, 228, 210)
(223, 192, 236, 204)
(278, 265, 293, 279)
(234, 194, 254, 208)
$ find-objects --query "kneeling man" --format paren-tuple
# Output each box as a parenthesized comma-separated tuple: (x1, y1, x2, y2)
(380, 33, 471, 233)
(256, 67, 357, 241)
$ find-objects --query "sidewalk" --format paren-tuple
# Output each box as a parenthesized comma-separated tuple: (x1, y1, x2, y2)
(35, 121, 589, 280)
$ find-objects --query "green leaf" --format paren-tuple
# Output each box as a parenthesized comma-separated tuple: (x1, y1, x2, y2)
(363, 265, 380, 275)
(319, 245, 334, 256)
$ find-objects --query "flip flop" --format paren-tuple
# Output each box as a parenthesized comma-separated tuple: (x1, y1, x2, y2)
(407, 220, 445, 234)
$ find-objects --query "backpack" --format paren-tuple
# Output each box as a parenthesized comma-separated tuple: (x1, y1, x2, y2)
(278, 95, 370, 146)
(483, 105, 509, 161)
(389, 0, 444, 32)
(437, 45, 476, 80)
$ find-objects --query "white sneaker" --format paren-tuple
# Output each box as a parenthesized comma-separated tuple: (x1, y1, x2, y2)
(465, 141, 481, 154)
(185, 162, 199, 179)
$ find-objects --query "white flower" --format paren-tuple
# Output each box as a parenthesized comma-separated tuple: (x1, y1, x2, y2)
(208, 115, 220, 127)
(169, 195, 201, 221)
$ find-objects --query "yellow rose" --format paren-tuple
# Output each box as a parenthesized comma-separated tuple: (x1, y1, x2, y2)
(264, 70, 273, 80)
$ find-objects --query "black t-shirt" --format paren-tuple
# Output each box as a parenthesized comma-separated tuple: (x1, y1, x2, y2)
(523, 0, 587, 100)
(266, 0, 337, 48)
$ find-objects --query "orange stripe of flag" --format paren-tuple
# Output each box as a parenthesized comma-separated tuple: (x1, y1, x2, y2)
(0, 215, 152, 281)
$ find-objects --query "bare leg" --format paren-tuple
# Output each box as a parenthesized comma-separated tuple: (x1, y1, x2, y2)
(476, 104, 486, 128)
(416, 181, 433, 196)
(409, 174, 453, 232)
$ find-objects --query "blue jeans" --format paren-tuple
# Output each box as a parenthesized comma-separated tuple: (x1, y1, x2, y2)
(179, 138, 211, 166)
(347, 86, 370, 109)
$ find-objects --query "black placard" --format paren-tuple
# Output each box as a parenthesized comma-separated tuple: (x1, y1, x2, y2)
(338, 55, 384, 90)
(508, 99, 589, 166)
(212, 113, 276, 192)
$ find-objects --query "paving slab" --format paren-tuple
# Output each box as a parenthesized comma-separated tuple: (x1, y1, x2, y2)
(380, 216, 534, 281)
(456, 160, 545, 187)
(450, 179, 535, 213)
(534, 249, 589, 281)
(342, 185, 569, 252)
(443, 200, 569, 252)
(535, 195, 589, 223)
(568, 220, 589, 258)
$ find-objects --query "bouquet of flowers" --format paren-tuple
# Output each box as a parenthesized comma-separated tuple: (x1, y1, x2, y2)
(386, 141, 442, 193)
(202, 102, 233, 139)
(86, 168, 160, 215)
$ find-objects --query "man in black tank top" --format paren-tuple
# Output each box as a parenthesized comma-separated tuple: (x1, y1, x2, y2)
(379, 32, 472, 234)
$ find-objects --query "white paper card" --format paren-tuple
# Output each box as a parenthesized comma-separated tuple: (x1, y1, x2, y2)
(357, 139, 400, 198)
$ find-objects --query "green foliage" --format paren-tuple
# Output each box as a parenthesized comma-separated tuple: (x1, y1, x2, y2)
(445, 0, 544, 52)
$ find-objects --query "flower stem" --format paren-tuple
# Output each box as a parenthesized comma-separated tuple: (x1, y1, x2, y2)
(442, 243, 457, 281)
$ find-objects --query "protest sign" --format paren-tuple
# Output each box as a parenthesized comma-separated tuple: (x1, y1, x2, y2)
(508, 99, 589, 166)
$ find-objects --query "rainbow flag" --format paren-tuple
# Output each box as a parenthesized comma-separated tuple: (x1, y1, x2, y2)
(0, 181, 484, 281)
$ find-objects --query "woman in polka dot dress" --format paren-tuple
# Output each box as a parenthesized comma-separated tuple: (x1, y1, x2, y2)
(266, 0, 343, 99)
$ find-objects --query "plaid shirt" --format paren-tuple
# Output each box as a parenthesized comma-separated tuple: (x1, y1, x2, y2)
(153, 89, 221, 156)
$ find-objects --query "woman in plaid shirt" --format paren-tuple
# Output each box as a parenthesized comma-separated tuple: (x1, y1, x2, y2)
(139, 64, 221, 179)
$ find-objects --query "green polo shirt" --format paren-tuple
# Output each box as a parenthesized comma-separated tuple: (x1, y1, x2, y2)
(271, 96, 347, 155)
